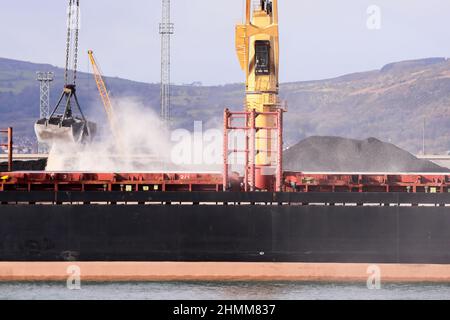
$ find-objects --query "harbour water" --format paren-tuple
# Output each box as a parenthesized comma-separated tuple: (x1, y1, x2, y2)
(1, 281, 450, 300)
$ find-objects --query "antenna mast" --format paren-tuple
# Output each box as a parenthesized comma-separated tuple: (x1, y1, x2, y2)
(159, 0, 174, 126)
(36, 71, 54, 153)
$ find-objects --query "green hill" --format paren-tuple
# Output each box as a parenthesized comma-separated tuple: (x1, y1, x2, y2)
(1, 57, 450, 154)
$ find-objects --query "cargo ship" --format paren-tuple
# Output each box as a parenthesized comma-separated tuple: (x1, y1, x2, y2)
(1, 170, 450, 265)
(1, 1, 450, 282)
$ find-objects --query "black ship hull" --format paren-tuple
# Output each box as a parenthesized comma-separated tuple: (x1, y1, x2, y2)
(1, 192, 450, 263)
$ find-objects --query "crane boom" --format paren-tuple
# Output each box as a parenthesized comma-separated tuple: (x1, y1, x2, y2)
(88, 50, 116, 130)
(88, 50, 125, 152)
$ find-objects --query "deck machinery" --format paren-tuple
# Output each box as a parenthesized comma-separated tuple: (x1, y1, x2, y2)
(2, 0, 450, 264)
(232, 0, 282, 191)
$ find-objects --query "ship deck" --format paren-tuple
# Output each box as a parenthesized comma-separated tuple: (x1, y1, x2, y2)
(2, 171, 450, 197)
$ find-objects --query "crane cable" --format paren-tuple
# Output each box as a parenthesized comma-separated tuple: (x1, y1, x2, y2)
(64, 0, 73, 86)
(73, 0, 80, 85)
(64, 0, 80, 86)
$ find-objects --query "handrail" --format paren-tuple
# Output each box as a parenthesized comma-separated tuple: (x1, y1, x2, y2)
(0, 128, 13, 172)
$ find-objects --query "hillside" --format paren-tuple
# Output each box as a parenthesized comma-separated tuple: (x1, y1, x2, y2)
(1, 57, 450, 154)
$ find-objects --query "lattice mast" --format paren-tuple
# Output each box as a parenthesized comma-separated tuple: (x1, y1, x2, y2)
(159, 0, 174, 125)
(36, 72, 54, 153)
(37, 72, 54, 121)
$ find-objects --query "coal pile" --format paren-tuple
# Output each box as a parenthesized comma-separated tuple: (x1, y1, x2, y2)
(0, 158, 47, 172)
(284, 136, 448, 172)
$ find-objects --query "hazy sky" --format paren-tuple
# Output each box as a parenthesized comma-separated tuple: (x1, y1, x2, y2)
(1, 0, 449, 85)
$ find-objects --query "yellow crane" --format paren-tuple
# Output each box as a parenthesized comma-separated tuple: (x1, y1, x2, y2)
(235, 0, 280, 187)
(88, 51, 116, 132)
(88, 50, 124, 152)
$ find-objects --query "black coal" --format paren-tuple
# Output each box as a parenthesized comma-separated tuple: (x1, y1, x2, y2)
(284, 136, 447, 172)
(0, 159, 47, 172)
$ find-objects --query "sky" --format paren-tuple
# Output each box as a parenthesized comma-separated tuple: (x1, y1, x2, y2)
(0, 0, 450, 85)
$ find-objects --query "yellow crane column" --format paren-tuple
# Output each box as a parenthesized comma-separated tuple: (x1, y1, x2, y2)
(236, 0, 280, 189)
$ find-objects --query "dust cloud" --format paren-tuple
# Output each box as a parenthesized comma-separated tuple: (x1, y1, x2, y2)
(45, 97, 225, 173)
(46, 98, 173, 172)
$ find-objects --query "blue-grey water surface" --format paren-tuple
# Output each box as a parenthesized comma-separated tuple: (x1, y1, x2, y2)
(1, 282, 450, 300)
